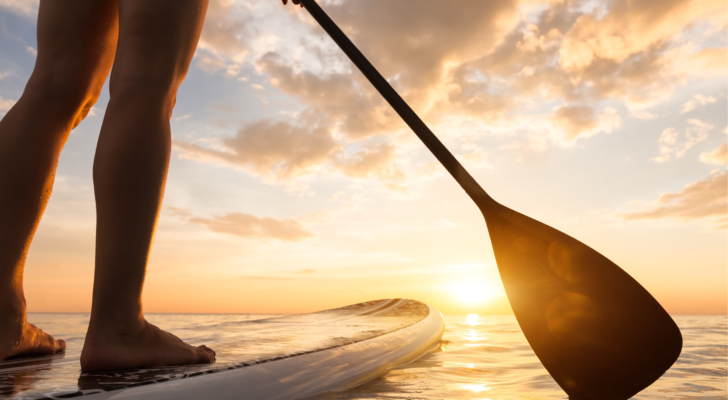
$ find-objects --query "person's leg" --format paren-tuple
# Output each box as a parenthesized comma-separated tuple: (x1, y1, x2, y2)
(0, 0, 118, 361)
(79, 0, 213, 372)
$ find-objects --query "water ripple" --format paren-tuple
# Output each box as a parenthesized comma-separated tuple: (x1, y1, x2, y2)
(318, 315, 727, 399)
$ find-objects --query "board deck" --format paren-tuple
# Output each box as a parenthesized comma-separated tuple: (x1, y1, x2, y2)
(0, 299, 444, 400)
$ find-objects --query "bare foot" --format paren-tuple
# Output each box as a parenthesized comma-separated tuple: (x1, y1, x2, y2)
(80, 319, 215, 371)
(0, 304, 66, 361)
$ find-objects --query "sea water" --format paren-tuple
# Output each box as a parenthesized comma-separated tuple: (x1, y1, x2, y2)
(24, 313, 728, 399)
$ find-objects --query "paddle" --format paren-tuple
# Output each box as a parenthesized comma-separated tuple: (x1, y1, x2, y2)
(295, 0, 682, 398)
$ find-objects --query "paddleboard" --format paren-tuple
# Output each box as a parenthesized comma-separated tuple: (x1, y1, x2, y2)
(0, 299, 444, 400)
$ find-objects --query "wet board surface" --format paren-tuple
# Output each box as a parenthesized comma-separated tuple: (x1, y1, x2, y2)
(0, 299, 444, 400)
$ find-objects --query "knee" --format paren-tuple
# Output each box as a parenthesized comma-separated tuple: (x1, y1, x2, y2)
(108, 73, 182, 120)
(24, 67, 105, 127)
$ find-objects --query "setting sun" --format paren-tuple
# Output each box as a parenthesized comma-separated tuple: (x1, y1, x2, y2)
(451, 282, 495, 304)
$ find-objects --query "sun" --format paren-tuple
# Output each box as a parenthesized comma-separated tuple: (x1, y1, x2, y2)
(450, 281, 495, 304)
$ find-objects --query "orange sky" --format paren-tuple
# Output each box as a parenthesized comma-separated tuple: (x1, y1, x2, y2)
(1, 0, 726, 315)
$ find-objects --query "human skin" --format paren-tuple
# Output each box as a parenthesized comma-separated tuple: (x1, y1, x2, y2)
(0, 0, 215, 371)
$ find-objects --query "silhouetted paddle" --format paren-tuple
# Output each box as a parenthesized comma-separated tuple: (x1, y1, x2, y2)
(297, 1, 682, 399)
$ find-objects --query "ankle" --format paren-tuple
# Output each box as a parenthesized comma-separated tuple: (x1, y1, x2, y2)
(87, 310, 146, 339)
(0, 296, 26, 344)
(0, 289, 26, 317)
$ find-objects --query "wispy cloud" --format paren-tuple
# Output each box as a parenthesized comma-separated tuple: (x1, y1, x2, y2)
(681, 94, 718, 114)
(169, 207, 314, 242)
(0, 95, 16, 115)
(618, 170, 727, 229)
(333, 142, 404, 187)
(232, 275, 293, 281)
(194, 0, 252, 76)
(190, 212, 314, 242)
(700, 144, 727, 166)
(174, 119, 404, 189)
(256, 52, 403, 141)
(651, 119, 712, 163)
(297, 269, 316, 274)
(552, 105, 621, 141)
(0, 0, 38, 17)
(174, 120, 340, 180)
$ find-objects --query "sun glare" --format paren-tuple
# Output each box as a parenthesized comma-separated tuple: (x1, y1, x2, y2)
(451, 282, 494, 304)
(461, 383, 490, 393)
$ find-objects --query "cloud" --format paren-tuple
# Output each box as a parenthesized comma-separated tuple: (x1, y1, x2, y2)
(256, 52, 402, 140)
(0, 0, 38, 17)
(174, 120, 340, 180)
(550, 0, 725, 111)
(333, 142, 404, 185)
(232, 275, 293, 281)
(188, 0, 726, 164)
(443, 63, 512, 120)
(297, 269, 316, 274)
(675, 47, 728, 78)
(553, 105, 621, 141)
(320, 0, 521, 96)
(554, 105, 598, 140)
(194, 0, 252, 76)
(618, 170, 727, 229)
(459, 143, 493, 167)
(429, 0, 721, 136)
(651, 119, 712, 163)
(189, 212, 314, 241)
(199, 0, 250, 55)
(631, 110, 658, 120)
(0, 95, 16, 111)
(681, 94, 717, 114)
(700, 144, 728, 166)
(251, 1, 525, 140)
(179, 0, 727, 190)
(559, 0, 725, 73)
(175, 119, 405, 189)
(195, 55, 228, 75)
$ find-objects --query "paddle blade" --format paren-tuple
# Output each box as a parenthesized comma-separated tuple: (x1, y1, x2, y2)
(481, 202, 682, 399)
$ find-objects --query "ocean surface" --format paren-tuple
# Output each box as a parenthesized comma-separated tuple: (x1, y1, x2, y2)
(22, 313, 728, 399)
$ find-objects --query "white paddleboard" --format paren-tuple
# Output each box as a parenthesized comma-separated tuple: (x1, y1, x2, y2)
(0, 299, 444, 399)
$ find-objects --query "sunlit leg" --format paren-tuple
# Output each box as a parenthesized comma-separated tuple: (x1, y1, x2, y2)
(80, 0, 215, 372)
(0, 0, 118, 361)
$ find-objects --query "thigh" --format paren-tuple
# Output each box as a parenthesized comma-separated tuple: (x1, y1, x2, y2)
(110, 0, 209, 99)
(28, 0, 119, 101)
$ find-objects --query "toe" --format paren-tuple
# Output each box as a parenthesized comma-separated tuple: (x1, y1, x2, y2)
(199, 345, 216, 357)
(57, 339, 66, 353)
(195, 346, 214, 363)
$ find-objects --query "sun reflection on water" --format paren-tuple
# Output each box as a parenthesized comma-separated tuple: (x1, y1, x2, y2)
(466, 313, 480, 326)
(466, 331, 483, 342)
(462, 382, 490, 393)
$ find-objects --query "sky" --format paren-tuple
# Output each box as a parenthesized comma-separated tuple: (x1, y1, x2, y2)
(0, 0, 725, 315)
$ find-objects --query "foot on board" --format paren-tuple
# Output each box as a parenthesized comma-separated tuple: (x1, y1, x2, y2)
(0, 308, 66, 361)
(81, 319, 215, 372)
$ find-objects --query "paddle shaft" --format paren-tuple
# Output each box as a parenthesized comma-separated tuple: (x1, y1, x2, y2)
(300, 0, 493, 207)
